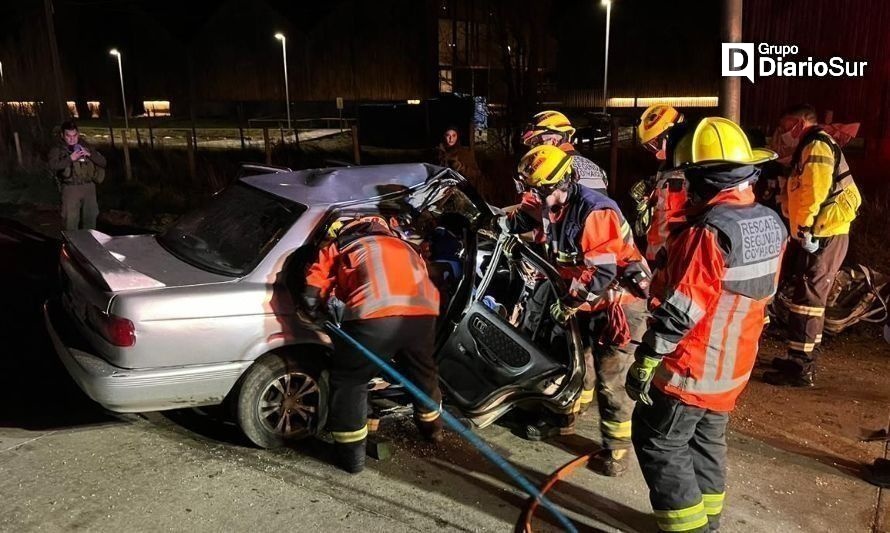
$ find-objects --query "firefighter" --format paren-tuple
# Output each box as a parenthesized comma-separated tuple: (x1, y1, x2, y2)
(763, 104, 861, 387)
(300, 215, 443, 474)
(634, 104, 690, 276)
(510, 144, 651, 476)
(521, 110, 609, 194)
(626, 118, 787, 532)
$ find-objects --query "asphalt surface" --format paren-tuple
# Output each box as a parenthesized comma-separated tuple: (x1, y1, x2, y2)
(0, 218, 885, 532)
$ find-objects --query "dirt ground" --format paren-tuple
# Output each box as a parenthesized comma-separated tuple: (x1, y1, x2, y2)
(736, 323, 890, 473)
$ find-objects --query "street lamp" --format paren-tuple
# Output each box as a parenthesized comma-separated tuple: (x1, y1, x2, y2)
(109, 49, 129, 132)
(601, 0, 612, 113)
(274, 32, 292, 134)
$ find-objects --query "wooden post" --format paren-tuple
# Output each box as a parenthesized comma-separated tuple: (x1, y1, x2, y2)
(186, 131, 196, 182)
(279, 126, 285, 145)
(609, 117, 619, 198)
(719, 0, 743, 123)
(121, 129, 133, 181)
(239, 124, 246, 151)
(13, 132, 23, 167)
(135, 126, 142, 148)
(263, 127, 271, 164)
(148, 119, 154, 149)
(351, 124, 361, 165)
(107, 108, 115, 148)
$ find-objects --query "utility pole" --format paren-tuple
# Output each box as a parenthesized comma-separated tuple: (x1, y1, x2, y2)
(602, 0, 612, 113)
(43, 0, 67, 120)
(719, 0, 743, 122)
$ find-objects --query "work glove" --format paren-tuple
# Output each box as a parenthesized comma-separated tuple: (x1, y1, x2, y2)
(625, 344, 662, 406)
(549, 298, 581, 326)
(797, 228, 820, 254)
(502, 234, 522, 259)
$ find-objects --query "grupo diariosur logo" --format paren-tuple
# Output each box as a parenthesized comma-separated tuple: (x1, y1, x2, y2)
(722, 43, 867, 83)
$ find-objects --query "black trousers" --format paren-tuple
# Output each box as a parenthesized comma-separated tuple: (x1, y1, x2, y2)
(632, 388, 728, 533)
(327, 316, 441, 443)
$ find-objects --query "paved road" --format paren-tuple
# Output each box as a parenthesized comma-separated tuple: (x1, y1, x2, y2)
(0, 219, 883, 532)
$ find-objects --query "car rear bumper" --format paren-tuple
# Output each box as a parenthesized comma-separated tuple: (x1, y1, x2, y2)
(44, 299, 251, 413)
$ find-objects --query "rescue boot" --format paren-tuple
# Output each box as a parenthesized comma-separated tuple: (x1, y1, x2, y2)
(523, 415, 575, 441)
(769, 357, 800, 373)
(333, 441, 366, 474)
(415, 414, 445, 444)
(587, 448, 628, 477)
(762, 363, 815, 387)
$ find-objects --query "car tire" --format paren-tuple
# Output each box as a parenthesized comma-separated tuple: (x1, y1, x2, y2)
(236, 352, 325, 449)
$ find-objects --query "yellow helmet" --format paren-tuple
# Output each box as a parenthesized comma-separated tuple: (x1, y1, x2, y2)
(675, 117, 777, 167)
(329, 215, 392, 239)
(638, 104, 683, 146)
(522, 110, 576, 146)
(517, 144, 573, 189)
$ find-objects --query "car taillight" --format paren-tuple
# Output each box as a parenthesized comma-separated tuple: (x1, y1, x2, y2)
(87, 306, 136, 347)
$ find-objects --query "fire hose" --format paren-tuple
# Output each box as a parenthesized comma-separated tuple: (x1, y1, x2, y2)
(324, 321, 578, 533)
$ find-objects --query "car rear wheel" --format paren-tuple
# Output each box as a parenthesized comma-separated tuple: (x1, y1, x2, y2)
(236, 353, 324, 449)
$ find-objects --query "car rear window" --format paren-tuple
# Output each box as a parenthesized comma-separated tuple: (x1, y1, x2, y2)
(158, 183, 305, 276)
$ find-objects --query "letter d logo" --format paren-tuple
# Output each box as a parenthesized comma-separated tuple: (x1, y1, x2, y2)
(722, 43, 755, 83)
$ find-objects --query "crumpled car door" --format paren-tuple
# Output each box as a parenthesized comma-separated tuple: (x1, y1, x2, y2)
(435, 235, 584, 426)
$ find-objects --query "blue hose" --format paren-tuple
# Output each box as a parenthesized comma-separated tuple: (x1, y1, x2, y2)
(324, 321, 578, 533)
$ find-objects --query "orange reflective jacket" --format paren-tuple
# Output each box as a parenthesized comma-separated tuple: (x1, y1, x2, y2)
(645, 187, 787, 412)
(306, 234, 440, 321)
(547, 184, 647, 312)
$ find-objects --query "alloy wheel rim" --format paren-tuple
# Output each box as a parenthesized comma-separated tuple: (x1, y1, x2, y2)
(257, 371, 319, 437)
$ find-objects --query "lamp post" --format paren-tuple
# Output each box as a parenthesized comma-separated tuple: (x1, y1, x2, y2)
(274, 33, 292, 134)
(0, 61, 4, 85)
(601, 0, 612, 113)
(109, 49, 129, 132)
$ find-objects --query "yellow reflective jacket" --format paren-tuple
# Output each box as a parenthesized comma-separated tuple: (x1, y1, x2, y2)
(787, 129, 860, 237)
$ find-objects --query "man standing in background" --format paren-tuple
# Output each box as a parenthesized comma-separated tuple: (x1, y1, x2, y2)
(48, 120, 106, 230)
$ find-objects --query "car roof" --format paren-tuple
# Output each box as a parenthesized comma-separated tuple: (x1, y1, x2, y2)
(240, 163, 449, 206)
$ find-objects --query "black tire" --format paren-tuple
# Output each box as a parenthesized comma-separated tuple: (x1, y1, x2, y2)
(236, 352, 324, 449)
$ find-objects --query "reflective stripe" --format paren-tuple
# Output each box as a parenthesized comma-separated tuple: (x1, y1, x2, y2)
(658, 367, 750, 394)
(789, 340, 816, 353)
(654, 501, 709, 532)
(786, 303, 825, 317)
(331, 425, 369, 443)
(601, 419, 632, 439)
(806, 154, 834, 166)
(584, 253, 617, 267)
(579, 389, 594, 404)
(718, 296, 750, 381)
(702, 492, 725, 516)
(416, 409, 441, 422)
(815, 334, 823, 343)
(620, 220, 632, 239)
(722, 256, 781, 281)
(664, 291, 706, 324)
(650, 334, 679, 354)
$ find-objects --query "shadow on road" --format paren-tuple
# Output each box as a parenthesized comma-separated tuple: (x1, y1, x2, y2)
(0, 218, 119, 431)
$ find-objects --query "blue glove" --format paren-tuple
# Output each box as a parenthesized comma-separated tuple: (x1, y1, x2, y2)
(625, 345, 662, 406)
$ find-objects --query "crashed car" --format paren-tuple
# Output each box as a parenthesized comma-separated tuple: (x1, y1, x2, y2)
(45, 163, 584, 448)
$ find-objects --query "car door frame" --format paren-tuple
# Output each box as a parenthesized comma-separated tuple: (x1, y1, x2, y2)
(434, 232, 585, 427)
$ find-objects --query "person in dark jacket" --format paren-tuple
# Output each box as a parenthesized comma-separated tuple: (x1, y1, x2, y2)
(48, 120, 106, 230)
(436, 126, 482, 180)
